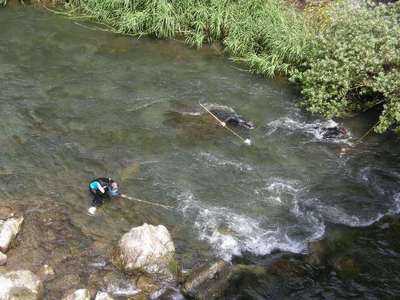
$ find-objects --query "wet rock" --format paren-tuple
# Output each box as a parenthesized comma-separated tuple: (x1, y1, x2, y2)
(50, 274, 81, 292)
(0, 270, 43, 300)
(95, 291, 114, 300)
(89, 270, 140, 298)
(332, 256, 360, 278)
(62, 289, 90, 300)
(182, 260, 232, 299)
(37, 264, 55, 281)
(135, 274, 159, 294)
(151, 286, 185, 300)
(0, 206, 14, 220)
(0, 252, 6, 266)
(113, 223, 177, 282)
(0, 216, 24, 252)
(306, 239, 328, 266)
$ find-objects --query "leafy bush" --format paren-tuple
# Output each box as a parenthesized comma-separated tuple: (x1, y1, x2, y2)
(292, 1, 400, 133)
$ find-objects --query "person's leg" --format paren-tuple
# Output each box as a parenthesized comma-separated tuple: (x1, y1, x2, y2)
(92, 193, 104, 207)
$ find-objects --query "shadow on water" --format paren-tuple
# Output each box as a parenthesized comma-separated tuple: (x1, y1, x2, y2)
(1, 5, 400, 299)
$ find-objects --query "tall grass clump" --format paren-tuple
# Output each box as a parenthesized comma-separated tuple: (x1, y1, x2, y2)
(68, 0, 313, 77)
(223, 0, 312, 76)
(292, 1, 400, 133)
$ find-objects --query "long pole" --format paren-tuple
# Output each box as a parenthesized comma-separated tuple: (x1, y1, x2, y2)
(199, 103, 251, 145)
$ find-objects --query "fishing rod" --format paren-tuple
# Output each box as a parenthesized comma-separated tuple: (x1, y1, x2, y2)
(119, 194, 174, 209)
(87, 193, 174, 215)
(199, 102, 252, 145)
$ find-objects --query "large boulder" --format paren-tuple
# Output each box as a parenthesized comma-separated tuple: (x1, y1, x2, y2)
(113, 223, 177, 282)
(0, 270, 43, 300)
(62, 289, 90, 300)
(182, 260, 232, 299)
(0, 217, 24, 252)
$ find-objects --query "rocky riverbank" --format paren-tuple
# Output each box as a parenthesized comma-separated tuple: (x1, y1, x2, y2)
(1, 194, 400, 299)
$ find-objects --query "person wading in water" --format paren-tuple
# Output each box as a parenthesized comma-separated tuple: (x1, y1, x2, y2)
(209, 108, 255, 130)
(88, 177, 120, 215)
(319, 126, 348, 139)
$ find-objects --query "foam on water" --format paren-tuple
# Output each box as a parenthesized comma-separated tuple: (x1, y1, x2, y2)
(180, 111, 202, 116)
(266, 117, 352, 144)
(314, 198, 400, 228)
(256, 178, 302, 205)
(106, 283, 140, 297)
(196, 152, 254, 172)
(202, 103, 235, 113)
(178, 189, 324, 261)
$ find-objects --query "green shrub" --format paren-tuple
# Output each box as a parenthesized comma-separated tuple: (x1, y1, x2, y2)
(292, 1, 400, 133)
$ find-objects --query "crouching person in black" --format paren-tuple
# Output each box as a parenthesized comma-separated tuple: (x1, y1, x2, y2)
(210, 109, 255, 130)
(88, 177, 120, 215)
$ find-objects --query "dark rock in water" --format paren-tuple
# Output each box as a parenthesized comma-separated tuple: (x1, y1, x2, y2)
(306, 239, 329, 266)
(182, 259, 232, 299)
(332, 256, 360, 278)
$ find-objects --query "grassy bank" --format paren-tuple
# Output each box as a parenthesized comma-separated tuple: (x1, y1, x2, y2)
(67, 0, 312, 77)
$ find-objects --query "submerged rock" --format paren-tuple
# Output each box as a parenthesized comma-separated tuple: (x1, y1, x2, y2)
(151, 286, 185, 300)
(37, 264, 56, 281)
(182, 260, 232, 299)
(62, 289, 90, 300)
(0, 206, 14, 220)
(95, 291, 114, 300)
(0, 270, 43, 300)
(332, 256, 360, 278)
(113, 223, 177, 282)
(0, 252, 6, 266)
(0, 216, 24, 252)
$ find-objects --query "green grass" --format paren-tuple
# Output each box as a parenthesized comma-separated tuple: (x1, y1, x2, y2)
(68, 0, 312, 77)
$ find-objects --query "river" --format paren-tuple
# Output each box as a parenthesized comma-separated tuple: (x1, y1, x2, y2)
(1, 6, 400, 299)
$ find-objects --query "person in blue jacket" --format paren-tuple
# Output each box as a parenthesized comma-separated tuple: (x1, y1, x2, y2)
(88, 177, 120, 214)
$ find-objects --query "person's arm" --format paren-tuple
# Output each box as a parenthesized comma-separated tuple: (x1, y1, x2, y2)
(96, 182, 105, 194)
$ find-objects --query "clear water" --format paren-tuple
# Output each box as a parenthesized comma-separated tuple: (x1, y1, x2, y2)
(1, 6, 400, 299)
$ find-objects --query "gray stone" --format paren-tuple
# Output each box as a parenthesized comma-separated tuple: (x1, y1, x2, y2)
(95, 291, 114, 300)
(62, 289, 90, 300)
(114, 223, 177, 282)
(182, 260, 232, 299)
(0, 252, 6, 266)
(0, 270, 43, 300)
(0, 217, 24, 252)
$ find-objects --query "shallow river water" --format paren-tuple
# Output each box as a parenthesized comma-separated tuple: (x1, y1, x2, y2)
(1, 6, 400, 299)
